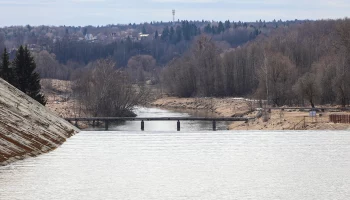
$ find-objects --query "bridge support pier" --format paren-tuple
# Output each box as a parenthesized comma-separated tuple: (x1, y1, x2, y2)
(141, 120, 144, 131)
(177, 120, 180, 131)
(105, 120, 109, 131)
(213, 120, 216, 131)
(74, 120, 79, 129)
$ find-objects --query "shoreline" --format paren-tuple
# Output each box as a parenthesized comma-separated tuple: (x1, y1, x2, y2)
(151, 97, 350, 130)
(41, 79, 350, 131)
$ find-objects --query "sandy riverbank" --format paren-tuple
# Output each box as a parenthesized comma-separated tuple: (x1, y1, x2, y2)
(151, 97, 350, 130)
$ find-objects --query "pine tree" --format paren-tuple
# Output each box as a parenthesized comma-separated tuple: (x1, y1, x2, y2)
(204, 24, 212, 33)
(218, 21, 225, 33)
(175, 26, 182, 43)
(0, 48, 16, 85)
(142, 26, 147, 34)
(169, 27, 175, 41)
(13, 46, 26, 90)
(161, 26, 169, 41)
(13, 46, 46, 105)
(224, 20, 231, 29)
(154, 30, 159, 39)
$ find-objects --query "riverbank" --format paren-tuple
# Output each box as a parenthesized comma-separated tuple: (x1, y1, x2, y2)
(151, 97, 350, 130)
(41, 79, 350, 131)
(0, 79, 79, 166)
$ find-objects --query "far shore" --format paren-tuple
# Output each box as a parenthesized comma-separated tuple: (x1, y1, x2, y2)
(151, 97, 350, 130)
(41, 79, 350, 131)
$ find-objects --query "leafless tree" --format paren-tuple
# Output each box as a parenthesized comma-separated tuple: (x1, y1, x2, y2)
(73, 59, 150, 117)
(127, 55, 157, 83)
(293, 72, 320, 108)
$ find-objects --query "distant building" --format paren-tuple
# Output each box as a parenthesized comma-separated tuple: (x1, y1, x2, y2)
(85, 34, 97, 41)
(28, 44, 41, 52)
(138, 32, 150, 40)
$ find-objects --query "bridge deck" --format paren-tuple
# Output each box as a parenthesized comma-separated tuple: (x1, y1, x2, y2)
(64, 117, 251, 122)
(65, 117, 252, 131)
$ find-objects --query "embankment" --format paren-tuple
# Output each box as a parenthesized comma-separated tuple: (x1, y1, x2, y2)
(0, 79, 79, 166)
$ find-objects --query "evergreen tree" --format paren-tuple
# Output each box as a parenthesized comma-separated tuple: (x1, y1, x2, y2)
(218, 21, 225, 33)
(0, 48, 16, 85)
(243, 22, 248, 28)
(204, 24, 212, 33)
(183, 21, 191, 40)
(142, 25, 147, 34)
(154, 30, 159, 39)
(212, 26, 217, 34)
(13, 46, 46, 105)
(161, 26, 169, 41)
(224, 20, 231, 29)
(169, 27, 175, 41)
(175, 26, 182, 43)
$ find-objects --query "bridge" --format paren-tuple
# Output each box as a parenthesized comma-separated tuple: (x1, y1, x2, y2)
(64, 117, 252, 131)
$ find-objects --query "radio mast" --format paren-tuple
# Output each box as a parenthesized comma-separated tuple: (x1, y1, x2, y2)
(172, 9, 175, 25)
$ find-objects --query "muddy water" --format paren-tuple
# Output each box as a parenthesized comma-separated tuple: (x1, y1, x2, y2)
(0, 108, 349, 200)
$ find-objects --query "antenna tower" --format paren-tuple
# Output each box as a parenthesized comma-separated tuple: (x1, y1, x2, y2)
(172, 9, 175, 24)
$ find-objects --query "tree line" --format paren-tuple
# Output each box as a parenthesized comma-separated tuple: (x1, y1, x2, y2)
(0, 19, 303, 81)
(161, 19, 350, 108)
(0, 46, 46, 105)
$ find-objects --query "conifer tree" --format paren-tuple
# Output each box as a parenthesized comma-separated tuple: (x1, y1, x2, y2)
(204, 24, 212, 33)
(0, 48, 16, 85)
(142, 26, 147, 34)
(13, 46, 46, 105)
(169, 27, 175, 41)
(154, 30, 159, 39)
(218, 21, 225, 33)
(224, 20, 231, 29)
(161, 26, 169, 41)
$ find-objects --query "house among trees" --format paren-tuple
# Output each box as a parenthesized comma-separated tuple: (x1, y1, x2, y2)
(84, 34, 97, 41)
(138, 32, 150, 40)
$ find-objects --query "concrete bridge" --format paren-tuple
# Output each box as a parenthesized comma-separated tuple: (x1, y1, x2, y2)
(64, 117, 251, 131)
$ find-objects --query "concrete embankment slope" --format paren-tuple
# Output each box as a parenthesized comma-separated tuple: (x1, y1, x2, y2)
(0, 79, 79, 166)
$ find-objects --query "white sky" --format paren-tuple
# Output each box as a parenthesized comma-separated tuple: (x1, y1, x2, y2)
(0, 0, 349, 26)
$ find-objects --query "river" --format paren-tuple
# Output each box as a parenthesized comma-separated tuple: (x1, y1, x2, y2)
(0, 107, 350, 200)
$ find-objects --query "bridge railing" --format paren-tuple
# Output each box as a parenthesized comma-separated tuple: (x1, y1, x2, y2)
(65, 117, 252, 131)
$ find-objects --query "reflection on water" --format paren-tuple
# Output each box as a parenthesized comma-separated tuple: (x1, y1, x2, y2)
(0, 108, 350, 200)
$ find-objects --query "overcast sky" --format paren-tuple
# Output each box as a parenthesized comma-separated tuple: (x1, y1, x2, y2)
(0, 0, 349, 27)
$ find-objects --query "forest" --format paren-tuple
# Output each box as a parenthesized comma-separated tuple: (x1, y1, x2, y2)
(162, 19, 350, 107)
(1, 18, 350, 111)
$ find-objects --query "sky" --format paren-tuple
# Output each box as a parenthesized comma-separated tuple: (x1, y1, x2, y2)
(0, 0, 349, 27)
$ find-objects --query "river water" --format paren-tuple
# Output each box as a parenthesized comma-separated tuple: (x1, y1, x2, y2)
(0, 108, 350, 200)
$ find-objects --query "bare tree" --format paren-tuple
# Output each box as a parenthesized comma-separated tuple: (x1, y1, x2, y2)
(73, 59, 150, 117)
(293, 72, 320, 108)
(127, 55, 156, 83)
(34, 50, 71, 80)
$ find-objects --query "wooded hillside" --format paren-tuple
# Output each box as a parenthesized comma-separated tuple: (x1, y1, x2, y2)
(162, 19, 350, 107)
(1, 19, 349, 107)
